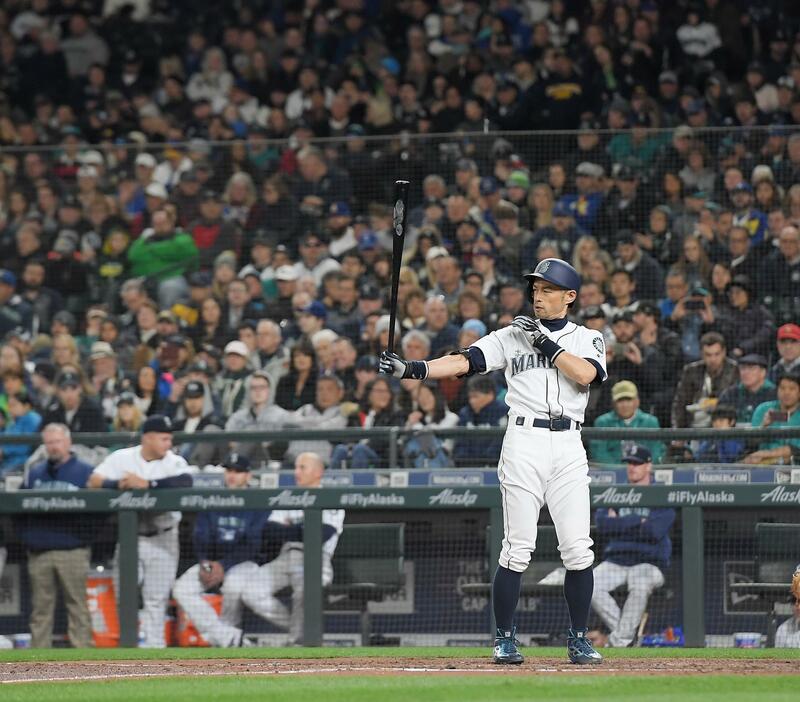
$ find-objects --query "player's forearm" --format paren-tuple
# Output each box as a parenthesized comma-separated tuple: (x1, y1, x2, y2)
(425, 354, 470, 379)
(554, 352, 597, 386)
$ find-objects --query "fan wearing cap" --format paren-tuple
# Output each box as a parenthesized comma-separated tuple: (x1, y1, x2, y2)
(523, 200, 580, 266)
(88, 415, 192, 648)
(715, 274, 775, 358)
(591, 381, 664, 466)
(187, 190, 240, 270)
(717, 354, 776, 424)
(294, 231, 341, 288)
(171, 380, 224, 467)
(760, 225, 800, 317)
(87, 341, 128, 424)
(41, 371, 106, 434)
(213, 341, 253, 418)
(590, 444, 675, 649)
(560, 162, 605, 233)
(694, 404, 746, 464)
(172, 453, 269, 647)
(729, 181, 767, 245)
(770, 323, 800, 382)
(744, 372, 800, 465)
(127, 209, 200, 309)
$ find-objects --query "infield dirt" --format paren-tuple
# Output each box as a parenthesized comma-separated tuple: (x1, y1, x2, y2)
(1, 656, 796, 683)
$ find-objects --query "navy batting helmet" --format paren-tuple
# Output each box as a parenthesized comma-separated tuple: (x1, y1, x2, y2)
(523, 258, 581, 292)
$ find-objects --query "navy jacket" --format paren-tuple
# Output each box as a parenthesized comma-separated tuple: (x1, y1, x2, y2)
(193, 509, 269, 571)
(453, 399, 508, 466)
(595, 506, 676, 570)
(17, 455, 97, 551)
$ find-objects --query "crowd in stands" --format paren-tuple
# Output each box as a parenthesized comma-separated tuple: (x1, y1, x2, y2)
(1, 1, 800, 471)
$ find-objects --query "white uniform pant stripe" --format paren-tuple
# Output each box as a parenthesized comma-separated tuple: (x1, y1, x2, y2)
(591, 561, 664, 647)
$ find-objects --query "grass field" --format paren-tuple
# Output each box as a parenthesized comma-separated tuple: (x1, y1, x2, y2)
(0, 647, 797, 702)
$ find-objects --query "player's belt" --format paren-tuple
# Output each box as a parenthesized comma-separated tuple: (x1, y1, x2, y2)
(139, 526, 174, 538)
(516, 416, 581, 432)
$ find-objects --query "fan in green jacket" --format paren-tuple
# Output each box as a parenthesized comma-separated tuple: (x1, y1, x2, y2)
(591, 380, 665, 465)
(127, 210, 199, 282)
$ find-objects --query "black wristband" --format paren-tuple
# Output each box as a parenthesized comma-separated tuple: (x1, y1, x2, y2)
(101, 479, 119, 489)
(406, 360, 429, 380)
(534, 336, 565, 364)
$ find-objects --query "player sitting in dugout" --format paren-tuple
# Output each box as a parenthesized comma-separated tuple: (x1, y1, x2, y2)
(590, 445, 675, 648)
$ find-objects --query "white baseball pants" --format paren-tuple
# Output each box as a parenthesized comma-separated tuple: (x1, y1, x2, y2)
(591, 561, 665, 647)
(498, 424, 594, 573)
(113, 530, 179, 648)
(242, 546, 334, 644)
(173, 561, 260, 647)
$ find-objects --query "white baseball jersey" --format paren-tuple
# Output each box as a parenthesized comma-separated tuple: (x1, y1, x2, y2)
(472, 320, 607, 423)
(268, 508, 346, 564)
(94, 446, 191, 532)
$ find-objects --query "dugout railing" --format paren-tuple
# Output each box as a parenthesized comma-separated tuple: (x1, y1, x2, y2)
(0, 484, 798, 649)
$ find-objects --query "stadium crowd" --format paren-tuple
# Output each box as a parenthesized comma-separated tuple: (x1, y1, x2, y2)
(1, 1, 800, 470)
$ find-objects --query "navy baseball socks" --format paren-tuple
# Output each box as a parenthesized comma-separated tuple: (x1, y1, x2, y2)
(491, 566, 524, 664)
(564, 567, 602, 664)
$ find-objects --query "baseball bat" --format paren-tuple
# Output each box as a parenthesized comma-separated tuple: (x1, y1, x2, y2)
(387, 179, 410, 353)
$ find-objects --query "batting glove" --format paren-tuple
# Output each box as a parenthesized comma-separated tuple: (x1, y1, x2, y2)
(511, 315, 547, 347)
(378, 351, 429, 380)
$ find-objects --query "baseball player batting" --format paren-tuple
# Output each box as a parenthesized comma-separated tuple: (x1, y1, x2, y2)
(380, 258, 606, 665)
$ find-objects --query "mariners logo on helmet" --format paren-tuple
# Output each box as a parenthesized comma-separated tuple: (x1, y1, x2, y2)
(524, 258, 581, 292)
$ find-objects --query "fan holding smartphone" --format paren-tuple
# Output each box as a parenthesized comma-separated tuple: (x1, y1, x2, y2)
(743, 372, 800, 465)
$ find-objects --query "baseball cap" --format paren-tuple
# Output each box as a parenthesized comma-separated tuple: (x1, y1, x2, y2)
(730, 181, 753, 193)
(425, 245, 449, 263)
(201, 189, 219, 202)
(479, 176, 499, 196)
(612, 310, 635, 325)
(116, 391, 136, 406)
(506, 170, 530, 190)
(552, 200, 572, 217)
(738, 353, 768, 368)
(461, 319, 487, 337)
(359, 283, 382, 301)
(224, 340, 249, 357)
(580, 305, 606, 321)
(188, 271, 212, 287)
(142, 414, 174, 434)
(357, 232, 379, 251)
(622, 444, 652, 464)
(0, 269, 17, 287)
(674, 125, 694, 140)
(685, 99, 706, 115)
(145, 182, 168, 199)
(777, 323, 800, 341)
(300, 300, 328, 319)
(659, 70, 678, 84)
(34, 361, 56, 383)
(223, 452, 251, 472)
(183, 380, 205, 398)
(188, 360, 212, 376)
(57, 372, 81, 389)
(275, 265, 299, 282)
(77, 165, 98, 179)
(575, 162, 603, 178)
(329, 201, 351, 217)
(455, 158, 477, 172)
(135, 153, 157, 168)
(612, 380, 639, 402)
(157, 310, 177, 323)
(163, 333, 187, 347)
(90, 341, 116, 360)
